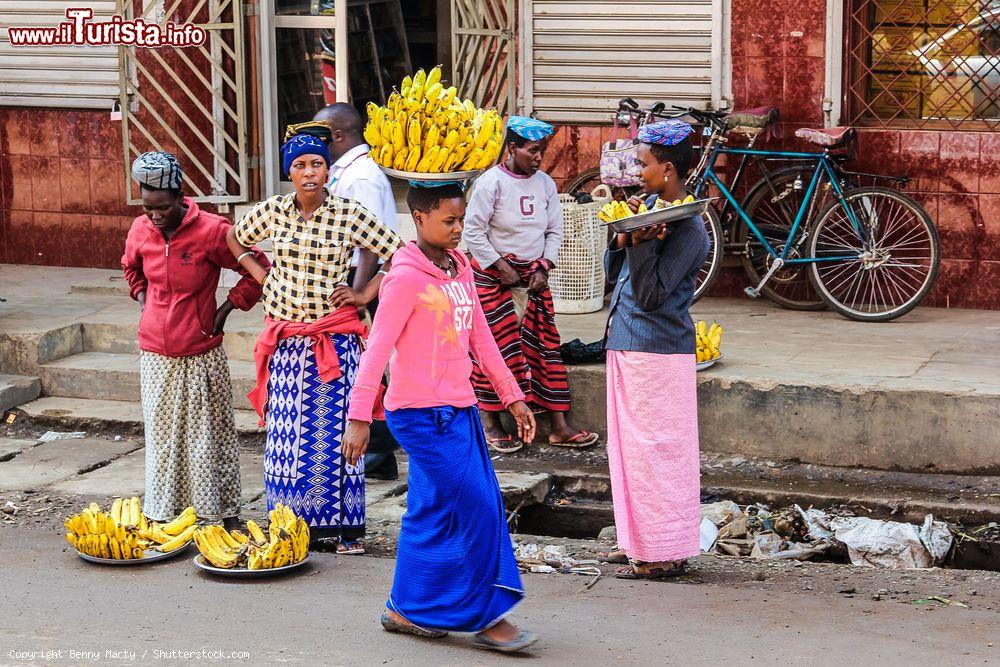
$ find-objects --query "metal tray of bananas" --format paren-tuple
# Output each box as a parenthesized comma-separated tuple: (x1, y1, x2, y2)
(605, 198, 715, 234)
(696, 354, 723, 372)
(380, 166, 486, 182)
(192, 553, 311, 578)
(77, 541, 193, 566)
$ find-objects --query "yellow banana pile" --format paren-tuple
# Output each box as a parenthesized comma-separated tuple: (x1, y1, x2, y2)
(655, 194, 697, 209)
(193, 504, 309, 570)
(598, 200, 649, 223)
(364, 66, 504, 174)
(138, 505, 198, 553)
(695, 320, 723, 362)
(65, 497, 194, 559)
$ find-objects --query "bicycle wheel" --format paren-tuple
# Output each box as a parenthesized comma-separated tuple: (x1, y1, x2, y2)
(566, 167, 641, 200)
(808, 186, 940, 322)
(737, 167, 832, 310)
(693, 205, 723, 304)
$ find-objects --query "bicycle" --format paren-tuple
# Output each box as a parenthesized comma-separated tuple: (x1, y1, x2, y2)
(680, 108, 940, 322)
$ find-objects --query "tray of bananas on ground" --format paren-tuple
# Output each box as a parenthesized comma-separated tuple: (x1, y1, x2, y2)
(192, 504, 310, 578)
(365, 66, 505, 181)
(695, 320, 724, 371)
(598, 196, 713, 234)
(65, 498, 196, 565)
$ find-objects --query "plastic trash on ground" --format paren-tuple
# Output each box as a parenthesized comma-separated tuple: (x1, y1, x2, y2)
(700, 517, 719, 552)
(830, 516, 952, 569)
(701, 500, 743, 526)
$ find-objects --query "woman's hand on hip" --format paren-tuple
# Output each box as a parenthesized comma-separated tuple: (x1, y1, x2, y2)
(327, 285, 368, 309)
(508, 401, 536, 445)
(342, 420, 370, 467)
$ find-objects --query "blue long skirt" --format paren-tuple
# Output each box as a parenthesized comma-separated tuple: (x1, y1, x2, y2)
(385, 405, 523, 632)
(264, 333, 365, 538)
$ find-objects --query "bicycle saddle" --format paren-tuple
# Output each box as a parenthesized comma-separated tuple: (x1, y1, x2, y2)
(725, 106, 779, 138)
(795, 126, 856, 147)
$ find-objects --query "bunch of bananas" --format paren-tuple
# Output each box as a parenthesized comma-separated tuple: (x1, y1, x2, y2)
(193, 504, 309, 570)
(695, 320, 723, 362)
(138, 505, 198, 553)
(598, 200, 649, 223)
(364, 66, 504, 174)
(65, 498, 195, 559)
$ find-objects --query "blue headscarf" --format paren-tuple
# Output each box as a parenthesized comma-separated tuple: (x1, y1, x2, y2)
(281, 134, 330, 176)
(638, 120, 694, 146)
(507, 116, 554, 141)
(408, 180, 466, 190)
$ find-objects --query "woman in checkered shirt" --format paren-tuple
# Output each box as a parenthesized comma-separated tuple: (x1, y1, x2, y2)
(226, 125, 403, 554)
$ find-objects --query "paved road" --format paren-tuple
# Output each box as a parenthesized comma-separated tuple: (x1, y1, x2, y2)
(1, 528, 994, 666)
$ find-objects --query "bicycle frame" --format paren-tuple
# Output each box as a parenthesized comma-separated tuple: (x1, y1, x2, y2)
(693, 145, 865, 265)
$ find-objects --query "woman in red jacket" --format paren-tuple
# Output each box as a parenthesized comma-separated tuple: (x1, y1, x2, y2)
(122, 152, 269, 529)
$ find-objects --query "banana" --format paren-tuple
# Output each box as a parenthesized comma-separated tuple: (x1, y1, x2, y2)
(407, 117, 422, 149)
(130, 497, 141, 527)
(460, 147, 485, 170)
(392, 146, 409, 171)
(422, 124, 440, 154)
(363, 123, 382, 148)
(109, 536, 122, 560)
(66, 532, 77, 548)
(378, 143, 394, 168)
(415, 145, 438, 173)
(230, 530, 249, 545)
(391, 121, 405, 152)
(404, 146, 421, 172)
(440, 86, 458, 110)
(110, 498, 123, 526)
(156, 524, 196, 553)
(412, 67, 426, 91)
(246, 520, 267, 545)
(474, 113, 496, 148)
(159, 507, 196, 536)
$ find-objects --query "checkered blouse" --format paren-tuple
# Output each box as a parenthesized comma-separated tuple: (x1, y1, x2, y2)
(234, 190, 402, 322)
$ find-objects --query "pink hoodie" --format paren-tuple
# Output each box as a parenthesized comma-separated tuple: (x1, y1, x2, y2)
(348, 241, 524, 422)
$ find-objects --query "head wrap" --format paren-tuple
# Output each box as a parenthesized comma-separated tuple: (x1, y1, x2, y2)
(638, 120, 694, 147)
(131, 151, 182, 190)
(507, 116, 554, 141)
(281, 134, 330, 176)
(408, 179, 466, 191)
(284, 121, 333, 144)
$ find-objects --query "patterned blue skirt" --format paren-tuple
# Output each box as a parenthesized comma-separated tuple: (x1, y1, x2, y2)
(264, 333, 365, 538)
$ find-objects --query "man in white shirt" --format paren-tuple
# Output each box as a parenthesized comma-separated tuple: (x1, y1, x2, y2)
(314, 103, 401, 482)
(314, 103, 399, 317)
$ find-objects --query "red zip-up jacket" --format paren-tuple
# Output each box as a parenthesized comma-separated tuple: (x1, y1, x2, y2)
(121, 199, 269, 358)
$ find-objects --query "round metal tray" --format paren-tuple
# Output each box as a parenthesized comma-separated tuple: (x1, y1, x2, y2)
(77, 540, 192, 566)
(192, 553, 311, 578)
(379, 166, 486, 182)
(608, 198, 716, 234)
(696, 354, 723, 372)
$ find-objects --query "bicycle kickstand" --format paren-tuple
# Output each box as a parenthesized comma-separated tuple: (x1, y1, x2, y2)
(743, 258, 785, 299)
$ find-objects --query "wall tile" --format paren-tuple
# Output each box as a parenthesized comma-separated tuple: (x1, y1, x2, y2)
(90, 114, 123, 160)
(976, 194, 1000, 262)
(934, 193, 983, 261)
(745, 58, 785, 109)
(31, 111, 61, 156)
(4, 109, 33, 155)
(90, 158, 125, 214)
(897, 132, 941, 192)
(59, 158, 92, 213)
(744, 4, 786, 58)
(6, 209, 36, 264)
(783, 58, 826, 124)
(731, 57, 749, 110)
(938, 132, 980, 194)
(980, 133, 1000, 194)
(30, 156, 62, 212)
(784, 1, 826, 59)
(8, 154, 34, 210)
(58, 111, 94, 158)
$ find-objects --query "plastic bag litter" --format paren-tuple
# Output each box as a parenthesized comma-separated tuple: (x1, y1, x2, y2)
(830, 516, 952, 569)
(920, 515, 953, 564)
(38, 431, 86, 442)
(797, 504, 836, 541)
(700, 517, 719, 552)
(701, 501, 743, 526)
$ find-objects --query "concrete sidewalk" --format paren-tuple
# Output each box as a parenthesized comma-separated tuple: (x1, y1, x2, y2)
(1, 264, 998, 473)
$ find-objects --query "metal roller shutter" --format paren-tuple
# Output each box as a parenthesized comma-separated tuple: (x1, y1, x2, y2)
(522, 0, 722, 123)
(0, 1, 119, 109)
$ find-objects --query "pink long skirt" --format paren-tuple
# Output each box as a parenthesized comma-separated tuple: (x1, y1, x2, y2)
(606, 350, 701, 562)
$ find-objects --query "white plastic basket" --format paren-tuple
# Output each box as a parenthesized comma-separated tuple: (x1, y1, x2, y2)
(549, 186, 612, 314)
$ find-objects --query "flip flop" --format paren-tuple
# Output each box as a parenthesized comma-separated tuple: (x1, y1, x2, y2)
(473, 629, 539, 653)
(615, 561, 687, 580)
(487, 435, 523, 454)
(380, 611, 448, 638)
(336, 539, 365, 555)
(549, 431, 600, 449)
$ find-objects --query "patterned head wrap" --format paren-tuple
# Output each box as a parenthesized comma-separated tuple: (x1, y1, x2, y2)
(638, 120, 694, 147)
(131, 151, 183, 190)
(407, 180, 466, 191)
(281, 134, 330, 176)
(283, 121, 333, 144)
(507, 116, 554, 141)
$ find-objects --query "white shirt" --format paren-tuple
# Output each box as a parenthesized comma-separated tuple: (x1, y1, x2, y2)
(327, 143, 399, 267)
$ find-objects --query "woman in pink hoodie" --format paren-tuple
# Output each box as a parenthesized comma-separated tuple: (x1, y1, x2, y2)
(343, 183, 538, 653)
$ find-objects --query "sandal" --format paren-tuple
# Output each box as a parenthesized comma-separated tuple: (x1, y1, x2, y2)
(599, 548, 629, 564)
(487, 434, 523, 454)
(380, 611, 447, 639)
(336, 539, 365, 555)
(615, 561, 687, 580)
(549, 431, 600, 449)
(473, 629, 538, 653)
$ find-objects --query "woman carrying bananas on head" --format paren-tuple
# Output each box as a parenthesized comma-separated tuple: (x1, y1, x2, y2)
(603, 120, 710, 579)
(226, 123, 403, 555)
(462, 116, 598, 454)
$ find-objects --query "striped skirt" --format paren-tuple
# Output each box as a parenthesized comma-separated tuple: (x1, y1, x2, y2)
(471, 256, 571, 412)
(139, 346, 241, 522)
(264, 333, 365, 538)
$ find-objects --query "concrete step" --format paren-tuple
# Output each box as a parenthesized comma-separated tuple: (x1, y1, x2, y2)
(36, 352, 257, 411)
(81, 321, 258, 362)
(0, 374, 41, 413)
(18, 396, 261, 435)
